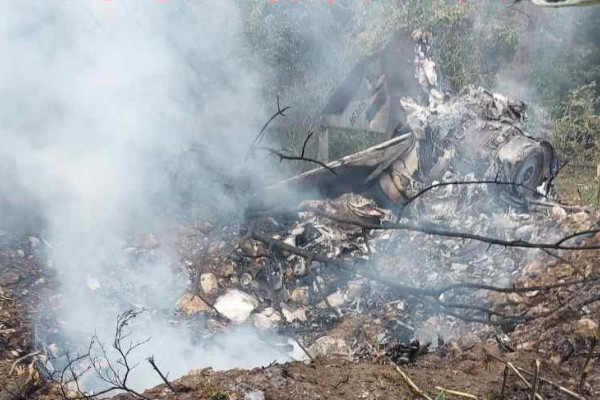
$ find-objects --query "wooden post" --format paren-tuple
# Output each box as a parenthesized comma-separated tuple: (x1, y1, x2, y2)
(317, 126, 329, 163)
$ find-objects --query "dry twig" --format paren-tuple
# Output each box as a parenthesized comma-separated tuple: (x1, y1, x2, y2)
(530, 360, 541, 400)
(395, 366, 433, 400)
(260, 131, 337, 175)
(434, 386, 477, 399)
(147, 355, 176, 392)
(506, 362, 543, 400)
(578, 334, 598, 394)
(517, 367, 586, 400)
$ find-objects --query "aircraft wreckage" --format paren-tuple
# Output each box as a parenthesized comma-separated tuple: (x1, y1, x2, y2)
(268, 31, 558, 210)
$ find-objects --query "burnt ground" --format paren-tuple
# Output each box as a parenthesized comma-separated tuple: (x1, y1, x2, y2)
(1, 211, 600, 399)
(115, 235, 600, 400)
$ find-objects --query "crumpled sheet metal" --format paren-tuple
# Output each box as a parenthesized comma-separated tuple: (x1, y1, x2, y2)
(379, 86, 559, 206)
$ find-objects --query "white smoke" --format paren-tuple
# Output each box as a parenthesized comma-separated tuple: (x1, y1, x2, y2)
(0, 0, 288, 392)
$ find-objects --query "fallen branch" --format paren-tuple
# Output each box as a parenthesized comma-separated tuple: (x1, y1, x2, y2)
(506, 362, 543, 400)
(293, 336, 314, 362)
(249, 231, 600, 325)
(300, 207, 600, 251)
(395, 366, 433, 400)
(397, 178, 546, 219)
(500, 365, 509, 399)
(9, 351, 41, 376)
(578, 334, 598, 394)
(307, 256, 342, 318)
(531, 360, 540, 400)
(517, 366, 586, 400)
(435, 386, 477, 399)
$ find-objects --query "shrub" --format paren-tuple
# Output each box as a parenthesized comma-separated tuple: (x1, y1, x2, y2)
(552, 82, 600, 163)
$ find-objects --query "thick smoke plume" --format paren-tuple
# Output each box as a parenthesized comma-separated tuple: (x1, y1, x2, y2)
(0, 0, 289, 391)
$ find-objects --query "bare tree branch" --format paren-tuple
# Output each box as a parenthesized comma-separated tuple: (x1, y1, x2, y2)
(260, 131, 337, 175)
(300, 207, 600, 251)
(43, 309, 175, 400)
(396, 177, 547, 219)
(147, 356, 176, 392)
(252, 95, 291, 147)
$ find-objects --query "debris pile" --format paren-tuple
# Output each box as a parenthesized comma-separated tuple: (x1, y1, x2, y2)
(175, 183, 591, 365)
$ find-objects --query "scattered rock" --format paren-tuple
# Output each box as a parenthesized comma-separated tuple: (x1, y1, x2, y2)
(2, 272, 19, 284)
(253, 307, 281, 330)
(48, 343, 60, 358)
(200, 273, 219, 294)
(575, 318, 598, 337)
(570, 212, 591, 231)
(281, 304, 307, 323)
(450, 263, 468, 272)
(217, 261, 236, 278)
(28, 236, 40, 249)
(272, 274, 283, 291)
(551, 206, 567, 221)
(177, 293, 210, 316)
(244, 391, 265, 400)
(426, 272, 438, 283)
(321, 291, 346, 308)
(214, 289, 259, 323)
(523, 259, 543, 278)
(290, 287, 310, 305)
(516, 225, 534, 242)
(346, 279, 364, 300)
(517, 341, 537, 352)
(241, 272, 253, 287)
(293, 258, 307, 277)
(508, 293, 526, 304)
(309, 336, 350, 357)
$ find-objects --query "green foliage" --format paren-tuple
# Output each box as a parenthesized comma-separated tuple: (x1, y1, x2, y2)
(241, 1, 600, 171)
(532, 8, 600, 111)
(354, 1, 517, 89)
(552, 82, 600, 162)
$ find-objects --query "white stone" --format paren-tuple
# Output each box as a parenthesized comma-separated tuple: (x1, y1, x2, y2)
(551, 206, 567, 220)
(318, 291, 346, 309)
(241, 273, 253, 287)
(245, 390, 265, 400)
(28, 236, 40, 248)
(214, 289, 259, 323)
(450, 263, 468, 273)
(281, 304, 307, 322)
(309, 336, 350, 357)
(253, 307, 281, 330)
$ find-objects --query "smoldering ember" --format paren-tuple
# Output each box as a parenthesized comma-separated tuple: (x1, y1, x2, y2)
(1, 2, 600, 400)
